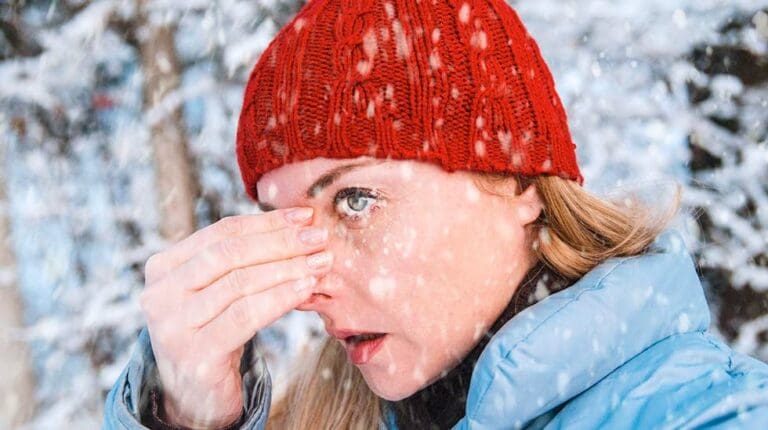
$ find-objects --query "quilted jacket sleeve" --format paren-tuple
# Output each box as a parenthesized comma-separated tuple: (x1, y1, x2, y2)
(102, 326, 272, 430)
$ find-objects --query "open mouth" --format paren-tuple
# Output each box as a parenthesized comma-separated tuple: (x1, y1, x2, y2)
(345, 333, 387, 346)
(344, 333, 388, 365)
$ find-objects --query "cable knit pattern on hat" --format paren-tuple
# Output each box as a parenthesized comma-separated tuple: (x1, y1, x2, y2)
(236, 0, 584, 202)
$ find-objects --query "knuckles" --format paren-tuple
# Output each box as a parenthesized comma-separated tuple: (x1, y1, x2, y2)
(216, 237, 245, 265)
(225, 268, 248, 297)
(138, 287, 157, 318)
(227, 297, 255, 327)
(218, 216, 245, 237)
(144, 253, 165, 285)
(281, 226, 298, 251)
(267, 210, 288, 230)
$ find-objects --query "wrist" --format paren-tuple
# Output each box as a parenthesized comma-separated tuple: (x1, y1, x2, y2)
(159, 388, 244, 429)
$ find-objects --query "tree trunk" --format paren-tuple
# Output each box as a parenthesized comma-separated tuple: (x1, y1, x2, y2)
(137, 0, 198, 242)
(0, 126, 36, 429)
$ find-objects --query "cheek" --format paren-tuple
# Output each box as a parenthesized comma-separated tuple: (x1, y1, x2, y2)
(343, 225, 430, 315)
(386, 216, 510, 339)
(341, 203, 423, 268)
(344, 204, 492, 325)
(374, 228, 463, 330)
(332, 219, 415, 301)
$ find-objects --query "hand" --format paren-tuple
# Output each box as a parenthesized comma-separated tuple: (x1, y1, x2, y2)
(139, 207, 331, 428)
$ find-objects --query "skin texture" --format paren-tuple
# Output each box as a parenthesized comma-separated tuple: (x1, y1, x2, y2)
(257, 156, 544, 401)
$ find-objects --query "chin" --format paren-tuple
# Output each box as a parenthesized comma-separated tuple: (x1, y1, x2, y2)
(359, 370, 419, 401)
(368, 387, 412, 402)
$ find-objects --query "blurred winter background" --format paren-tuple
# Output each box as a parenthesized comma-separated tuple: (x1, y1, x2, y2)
(0, 0, 767, 428)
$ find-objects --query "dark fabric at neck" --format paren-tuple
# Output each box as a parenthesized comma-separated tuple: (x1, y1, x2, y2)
(384, 261, 570, 430)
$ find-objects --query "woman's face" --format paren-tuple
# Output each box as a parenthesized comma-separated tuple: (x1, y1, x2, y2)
(256, 156, 543, 400)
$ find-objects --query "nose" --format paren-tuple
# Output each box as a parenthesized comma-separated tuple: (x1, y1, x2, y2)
(295, 222, 350, 311)
(295, 292, 329, 311)
(295, 272, 339, 311)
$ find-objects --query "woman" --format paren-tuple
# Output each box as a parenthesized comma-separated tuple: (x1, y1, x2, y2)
(104, 0, 768, 429)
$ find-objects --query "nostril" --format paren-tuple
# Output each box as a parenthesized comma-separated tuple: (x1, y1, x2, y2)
(296, 292, 331, 310)
(310, 292, 331, 302)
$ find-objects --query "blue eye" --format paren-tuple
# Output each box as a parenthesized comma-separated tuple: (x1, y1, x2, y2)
(333, 187, 381, 220)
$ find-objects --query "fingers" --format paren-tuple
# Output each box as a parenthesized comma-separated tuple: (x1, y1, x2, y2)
(139, 207, 328, 421)
(151, 223, 329, 293)
(184, 250, 334, 328)
(196, 276, 319, 354)
(145, 208, 314, 285)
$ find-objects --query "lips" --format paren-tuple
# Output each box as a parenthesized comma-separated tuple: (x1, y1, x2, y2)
(344, 333, 387, 365)
(326, 328, 388, 365)
(346, 333, 385, 345)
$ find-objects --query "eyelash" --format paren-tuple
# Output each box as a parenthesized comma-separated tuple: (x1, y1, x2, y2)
(333, 187, 382, 223)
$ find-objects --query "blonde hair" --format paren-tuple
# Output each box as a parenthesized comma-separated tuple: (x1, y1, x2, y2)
(266, 174, 682, 430)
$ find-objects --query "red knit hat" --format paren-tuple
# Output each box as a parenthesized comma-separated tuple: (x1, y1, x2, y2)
(236, 0, 584, 202)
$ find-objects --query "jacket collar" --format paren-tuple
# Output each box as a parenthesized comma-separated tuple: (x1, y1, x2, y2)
(452, 228, 711, 429)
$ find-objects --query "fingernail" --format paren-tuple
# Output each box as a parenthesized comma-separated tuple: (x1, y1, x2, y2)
(285, 207, 313, 224)
(298, 227, 328, 245)
(306, 251, 334, 270)
(293, 276, 317, 292)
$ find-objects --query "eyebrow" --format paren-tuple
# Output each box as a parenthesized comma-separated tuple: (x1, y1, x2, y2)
(257, 160, 383, 212)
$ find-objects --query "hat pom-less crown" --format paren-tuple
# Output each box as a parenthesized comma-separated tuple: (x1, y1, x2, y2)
(236, 0, 583, 202)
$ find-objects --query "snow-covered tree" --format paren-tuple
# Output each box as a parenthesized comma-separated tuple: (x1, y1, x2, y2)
(0, 115, 36, 429)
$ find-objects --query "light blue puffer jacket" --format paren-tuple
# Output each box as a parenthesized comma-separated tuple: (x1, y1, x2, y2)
(104, 228, 768, 429)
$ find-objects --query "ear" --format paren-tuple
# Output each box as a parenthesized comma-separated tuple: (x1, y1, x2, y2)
(515, 183, 543, 225)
